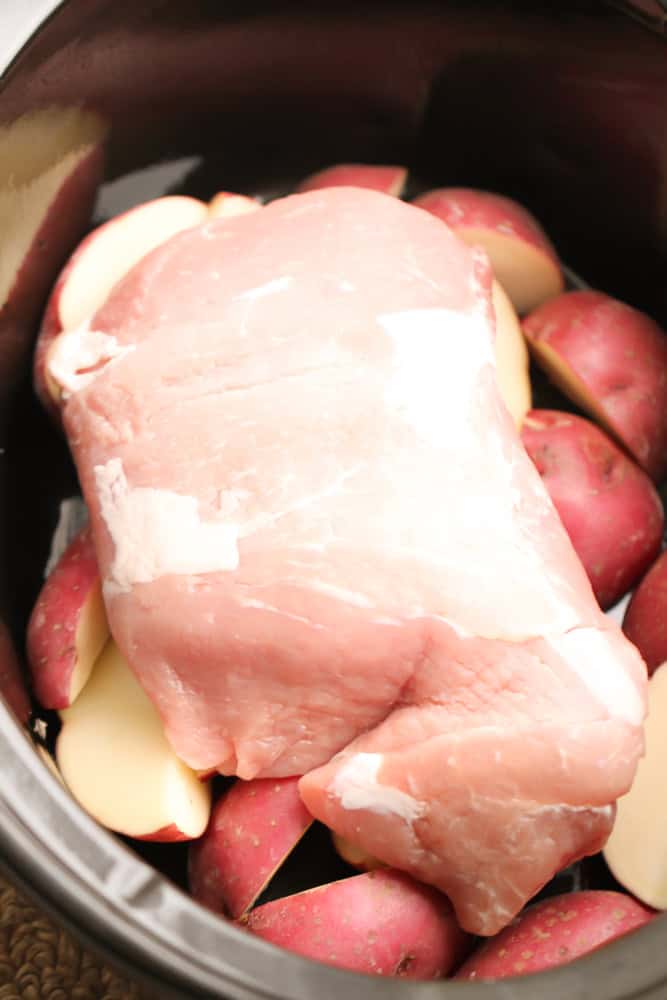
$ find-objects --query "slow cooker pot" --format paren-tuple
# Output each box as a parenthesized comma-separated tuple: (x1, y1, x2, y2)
(1, 1, 667, 996)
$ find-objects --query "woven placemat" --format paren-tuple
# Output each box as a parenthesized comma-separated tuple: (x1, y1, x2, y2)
(0, 872, 152, 999)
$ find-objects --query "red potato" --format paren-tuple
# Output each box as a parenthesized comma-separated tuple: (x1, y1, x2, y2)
(208, 192, 261, 218)
(413, 187, 563, 314)
(523, 290, 667, 483)
(455, 891, 654, 980)
(57, 640, 210, 841)
(0, 108, 106, 400)
(26, 526, 108, 709)
(33, 194, 209, 417)
(295, 163, 407, 197)
(189, 776, 313, 918)
(623, 549, 667, 675)
(603, 663, 667, 907)
(242, 868, 470, 979)
(521, 410, 664, 609)
(492, 280, 531, 427)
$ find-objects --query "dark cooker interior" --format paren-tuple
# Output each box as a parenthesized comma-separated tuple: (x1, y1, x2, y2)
(1, 0, 667, 992)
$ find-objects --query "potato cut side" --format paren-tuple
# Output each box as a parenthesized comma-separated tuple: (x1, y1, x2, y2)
(491, 280, 531, 427)
(527, 337, 627, 446)
(69, 581, 107, 702)
(208, 192, 261, 218)
(603, 663, 667, 908)
(459, 226, 563, 315)
(27, 528, 108, 710)
(57, 641, 210, 840)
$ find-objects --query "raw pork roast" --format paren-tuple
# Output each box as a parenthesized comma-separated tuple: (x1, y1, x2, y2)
(51, 189, 647, 935)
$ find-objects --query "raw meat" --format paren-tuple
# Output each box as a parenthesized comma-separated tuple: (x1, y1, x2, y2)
(51, 188, 647, 935)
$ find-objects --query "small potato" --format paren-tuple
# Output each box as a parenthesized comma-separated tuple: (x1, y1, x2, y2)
(522, 410, 663, 609)
(455, 891, 654, 980)
(491, 281, 532, 428)
(623, 549, 667, 675)
(208, 192, 261, 218)
(57, 640, 210, 842)
(189, 777, 312, 919)
(27, 526, 108, 709)
(35, 195, 209, 418)
(242, 868, 470, 979)
(413, 187, 563, 314)
(295, 163, 407, 197)
(523, 290, 667, 483)
(604, 663, 667, 907)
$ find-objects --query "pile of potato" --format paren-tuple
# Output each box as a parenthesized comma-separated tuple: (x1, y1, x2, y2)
(23, 161, 667, 982)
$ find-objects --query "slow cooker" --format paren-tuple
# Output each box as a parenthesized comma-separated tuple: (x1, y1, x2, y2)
(1, 2, 666, 996)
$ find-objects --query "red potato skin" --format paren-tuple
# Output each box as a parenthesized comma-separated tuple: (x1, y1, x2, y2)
(242, 868, 471, 979)
(295, 164, 407, 197)
(523, 290, 667, 483)
(521, 410, 664, 610)
(455, 891, 654, 980)
(623, 549, 667, 675)
(412, 187, 560, 266)
(188, 776, 313, 918)
(135, 823, 192, 844)
(4, 144, 104, 414)
(26, 526, 106, 710)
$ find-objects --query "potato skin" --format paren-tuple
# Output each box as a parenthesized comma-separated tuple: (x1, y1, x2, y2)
(623, 549, 667, 675)
(188, 777, 312, 919)
(455, 891, 654, 980)
(523, 290, 667, 483)
(26, 526, 107, 709)
(242, 868, 470, 979)
(522, 409, 663, 609)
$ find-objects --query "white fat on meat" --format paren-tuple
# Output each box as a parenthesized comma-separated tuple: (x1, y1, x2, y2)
(48, 324, 135, 397)
(95, 458, 240, 594)
(330, 752, 426, 823)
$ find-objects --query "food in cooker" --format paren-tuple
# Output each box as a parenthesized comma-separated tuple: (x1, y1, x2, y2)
(413, 187, 564, 314)
(33, 195, 209, 423)
(243, 868, 470, 979)
(27, 526, 108, 710)
(523, 290, 667, 483)
(41, 186, 646, 937)
(521, 409, 664, 610)
(623, 548, 667, 675)
(489, 280, 532, 428)
(603, 664, 667, 910)
(296, 162, 407, 197)
(188, 776, 313, 919)
(454, 890, 654, 980)
(57, 638, 211, 841)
